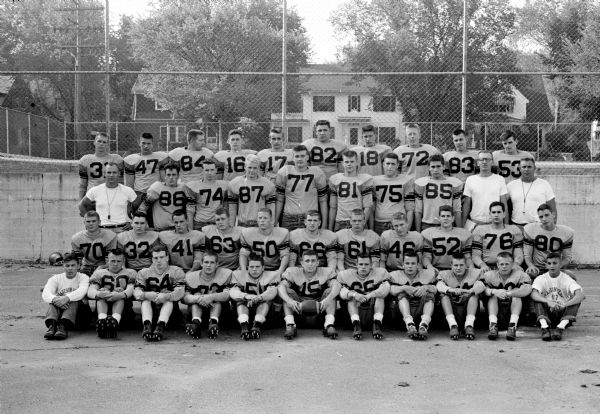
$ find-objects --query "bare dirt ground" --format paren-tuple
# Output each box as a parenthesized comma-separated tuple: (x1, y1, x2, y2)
(1, 265, 599, 413)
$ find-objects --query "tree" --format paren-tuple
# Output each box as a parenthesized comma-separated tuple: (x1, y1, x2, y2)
(331, 0, 521, 123)
(128, 0, 310, 122)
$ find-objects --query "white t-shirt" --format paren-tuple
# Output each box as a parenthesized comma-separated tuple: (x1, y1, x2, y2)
(86, 183, 137, 226)
(463, 174, 508, 223)
(507, 178, 555, 224)
(532, 272, 582, 305)
(42, 272, 90, 303)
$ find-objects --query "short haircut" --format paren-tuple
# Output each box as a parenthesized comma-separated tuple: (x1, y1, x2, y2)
(203, 251, 219, 262)
(164, 162, 180, 173)
(357, 253, 372, 262)
(84, 211, 100, 221)
(248, 254, 264, 266)
(152, 244, 169, 255)
(405, 123, 420, 131)
(428, 153, 444, 165)
(95, 132, 109, 139)
(202, 160, 216, 167)
(451, 252, 466, 262)
(500, 130, 516, 141)
(63, 251, 82, 263)
(172, 209, 187, 219)
(245, 154, 260, 166)
(439, 205, 454, 215)
(228, 128, 243, 137)
(108, 248, 124, 258)
(293, 144, 309, 154)
(215, 206, 229, 217)
(489, 201, 505, 212)
(453, 128, 466, 136)
(362, 124, 375, 133)
(537, 203, 553, 213)
(343, 149, 358, 159)
(187, 129, 205, 142)
(315, 120, 331, 128)
(305, 210, 321, 220)
(132, 211, 148, 220)
(392, 212, 407, 221)
(301, 249, 319, 259)
(105, 161, 120, 170)
(270, 127, 284, 136)
(350, 208, 365, 217)
(497, 251, 514, 261)
(547, 252, 561, 261)
(257, 208, 272, 217)
(383, 152, 399, 162)
(520, 157, 536, 166)
(403, 249, 419, 262)
(478, 150, 493, 159)
(140, 132, 153, 140)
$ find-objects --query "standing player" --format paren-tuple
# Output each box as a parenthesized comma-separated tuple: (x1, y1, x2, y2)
(472, 201, 524, 271)
(371, 153, 415, 234)
(278, 250, 341, 340)
(422, 206, 473, 273)
(134, 245, 186, 341)
(492, 130, 533, 183)
(389, 251, 437, 340)
(117, 212, 161, 271)
(257, 127, 294, 183)
(71, 211, 118, 275)
(168, 129, 215, 184)
(302, 120, 347, 180)
(352, 124, 392, 176)
(338, 254, 391, 340)
(393, 123, 441, 180)
(229, 255, 280, 340)
(275, 144, 329, 231)
(380, 212, 424, 272)
(240, 208, 289, 275)
(288, 211, 338, 270)
(483, 252, 532, 340)
(328, 150, 374, 231)
(443, 129, 479, 183)
(336, 209, 380, 271)
(202, 207, 243, 271)
(78, 132, 123, 200)
(214, 129, 257, 181)
(88, 249, 137, 338)
(414, 153, 463, 231)
(185, 160, 228, 230)
(182, 252, 233, 339)
(158, 210, 205, 272)
(227, 155, 276, 227)
(436, 253, 485, 340)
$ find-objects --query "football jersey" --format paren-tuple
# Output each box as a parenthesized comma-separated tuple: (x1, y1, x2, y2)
(240, 227, 290, 271)
(337, 267, 390, 295)
(275, 165, 329, 215)
(214, 149, 257, 181)
(422, 227, 472, 269)
(71, 230, 118, 269)
(123, 152, 169, 192)
(389, 268, 437, 289)
(482, 268, 531, 291)
(231, 269, 281, 295)
(336, 229, 380, 269)
(443, 150, 479, 182)
(135, 265, 185, 293)
(168, 146, 215, 183)
(185, 179, 228, 224)
(184, 267, 233, 295)
(289, 228, 338, 267)
(414, 176, 463, 225)
(145, 182, 195, 231)
(89, 267, 137, 291)
(492, 150, 533, 183)
(329, 173, 374, 221)
(158, 230, 205, 271)
(202, 225, 243, 270)
(437, 268, 483, 290)
(471, 224, 523, 265)
(352, 144, 392, 176)
(257, 148, 294, 182)
(117, 230, 161, 271)
(78, 153, 124, 190)
(227, 176, 276, 224)
(393, 144, 441, 179)
(532, 272, 582, 305)
(281, 267, 336, 299)
(523, 223, 575, 268)
(372, 175, 415, 222)
(302, 138, 348, 179)
(380, 230, 424, 271)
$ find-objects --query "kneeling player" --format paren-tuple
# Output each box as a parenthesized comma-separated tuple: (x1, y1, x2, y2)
(436, 253, 485, 340)
(483, 252, 532, 341)
(338, 254, 390, 340)
(182, 252, 233, 339)
(278, 250, 341, 340)
(530, 253, 585, 341)
(389, 251, 437, 340)
(230, 255, 279, 340)
(134, 245, 185, 341)
(88, 249, 136, 338)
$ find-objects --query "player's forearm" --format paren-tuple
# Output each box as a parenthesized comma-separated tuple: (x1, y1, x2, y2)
(210, 290, 231, 302)
(389, 285, 403, 296)
(277, 255, 289, 274)
(436, 281, 449, 294)
(328, 204, 337, 231)
(414, 212, 423, 231)
(277, 283, 293, 303)
(513, 248, 524, 266)
(182, 293, 198, 305)
(338, 287, 352, 300)
(288, 252, 298, 268)
(275, 199, 284, 222)
(239, 251, 249, 270)
(500, 196, 509, 224)
(87, 284, 100, 299)
(336, 255, 345, 272)
(169, 287, 185, 302)
(42, 281, 58, 303)
(461, 197, 472, 223)
(454, 212, 463, 228)
(422, 253, 433, 268)
(406, 209, 414, 229)
(261, 286, 278, 302)
(465, 254, 473, 269)
(123, 284, 135, 299)
(66, 281, 90, 302)
(510, 285, 532, 298)
(561, 249, 573, 268)
(363, 206, 372, 221)
(319, 200, 329, 229)
(564, 290, 585, 307)
(471, 252, 484, 267)
(229, 287, 245, 300)
(379, 254, 388, 268)
(368, 282, 390, 299)
(78, 179, 88, 200)
(124, 174, 134, 189)
(523, 246, 535, 267)
(133, 287, 146, 301)
(529, 290, 548, 304)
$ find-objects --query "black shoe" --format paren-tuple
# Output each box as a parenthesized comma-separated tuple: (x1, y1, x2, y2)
(240, 323, 251, 340)
(96, 318, 107, 338)
(353, 321, 362, 340)
(372, 321, 384, 340)
(417, 323, 429, 340)
(488, 323, 498, 340)
(284, 324, 297, 340)
(551, 328, 563, 341)
(464, 325, 475, 341)
(208, 319, 219, 339)
(250, 322, 262, 340)
(153, 323, 165, 341)
(506, 324, 517, 341)
(106, 316, 118, 339)
(185, 322, 202, 339)
(323, 324, 338, 340)
(541, 327, 552, 341)
(449, 325, 460, 340)
(54, 322, 68, 340)
(407, 323, 418, 339)
(44, 321, 56, 340)
(142, 321, 153, 341)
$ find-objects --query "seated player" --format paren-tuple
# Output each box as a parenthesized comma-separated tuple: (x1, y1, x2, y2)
(230, 255, 280, 340)
(71, 211, 118, 275)
(257, 127, 294, 183)
(336, 209, 380, 271)
(530, 253, 585, 341)
(185, 160, 228, 230)
(338, 254, 390, 340)
(436, 253, 485, 340)
(278, 249, 341, 340)
(133, 245, 185, 341)
(214, 128, 257, 181)
(117, 212, 161, 271)
(483, 252, 532, 341)
(88, 248, 137, 338)
(42, 252, 90, 340)
(202, 207, 243, 271)
(182, 252, 233, 340)
(389, 251, 437, 340)
(380, 212, 424, 272)
(288, 210, 338, 270)
(159, 209, 205, 272)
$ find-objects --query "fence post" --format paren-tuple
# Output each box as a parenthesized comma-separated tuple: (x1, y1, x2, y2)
(63, 120, 67, 159)
(484, 122, 487, 150)
(218, 121, 222, 151)
(536, 123, 540, 161)
(5, 108, 8, 154)
(47, 118, 51, 158)
(28, 113, 32, 156)
(115, 123, 119, 154)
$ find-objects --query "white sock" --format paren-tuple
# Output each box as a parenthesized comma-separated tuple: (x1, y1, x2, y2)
(98, 313, 107, 320)
(509, 314, 519, 325)
(403, 316, 414, 326)
(373, 312, 384, 322)
(539, 319, 549, 328)
(420, 315, 431, 326)
(254, 314, 266, 324)
(557, 319, 569, 329)
(192, 317, 201, 324)
(324, 314, 335, 327)
(284, 315, 295, 326)
(350, 314, 360, 323)
(465, 315, 476, 327)
(210, 317, 219, 323)
(238, 314, 249, 324)
(489, 315, 498, 325)
(446, 315, 457, 328)
(112, 313, 121, 323)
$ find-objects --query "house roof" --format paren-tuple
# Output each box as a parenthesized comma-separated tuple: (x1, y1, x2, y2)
(297, 64, 389, 95)
(520, 76, 554, 123)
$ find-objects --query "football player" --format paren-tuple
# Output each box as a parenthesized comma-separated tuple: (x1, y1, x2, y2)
(214, 128, 257, 181)
(257, 127, 294, 183)
(380, 212, 424, 272)
(443, 128, 479, 183)
(302, 120, 347, 180)
(168, 129, 215, 184)
(352, 124, 392, 177)
(158, 209, 205, 272)
(185, 160, 228, 230)
(229, 255, 280, 340)
(78, 132, 123, 199)
(133, 245, 185, 341)
(203, 207, 243, 271)
(393, 123, 441, 180)
(117, 212, 161, 271)
(88, 249, 136, 338)
(279, 249, 341, 340)
(288, 210, 338, 270)
(182, 252, 233, 339)
(71, 211, 118, 275)
(336, 209, 380, 271)
(482, 252, 532, 341)
(240, 208, 289, 275)
(492, 130, 534, 183)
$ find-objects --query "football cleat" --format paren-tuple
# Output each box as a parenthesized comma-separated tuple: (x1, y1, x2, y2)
(153, 324, 165, 341)
(506, 324, 517, 341)
(105, 316, 118, 339)
(185, 322, 202, 339)
(142, 322, 153, 341)
(541, 327, 552, 341)
(417, 323, 429, 340)
(322, 324, 338, 340)
(53, 322, 67, 340)
(372, 321, 384, 340)
(551, 328, 563, 341)
(407, 323, 418, 339)
(449, 325, 460, 340)
(464, 325, 475, 341)
(488, 323, 499, 340)
(48, 252, 64, 266)
(240, 323, 251, 340)
(284, 324, 297, 340)
(207, 320, 219, 339)
(352, 321, 362, 340)
(44, 322, 56, 340)
(96, 318, 107, 338)
(250, 322, 262, 340)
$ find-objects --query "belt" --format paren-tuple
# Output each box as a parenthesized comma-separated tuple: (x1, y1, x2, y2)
(101, 223, 127, 229)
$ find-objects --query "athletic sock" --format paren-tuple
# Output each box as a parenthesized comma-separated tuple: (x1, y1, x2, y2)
(557, 319, 569, 329)
(254, 314, 266, 324)
(284, 315, 295, 326)
(237, 314, 249, 324)
(539, 319, 549, 329)
(373, 312, 384, 322)
(192, 317, 201, 324)
(420, 315, 432, 326)
(98, 313, 107, 320)
(465, 314, 476, 327)
(350, 314, 360, 323)
(446, 315, 457, 328)
(112, 313, 121, 324)
(403, 315, 414, 326)
(210, 317, 219, 324)
(489, 315, 498, 325)
(509, 314, 519, 325)
(324, 314, 335, 328)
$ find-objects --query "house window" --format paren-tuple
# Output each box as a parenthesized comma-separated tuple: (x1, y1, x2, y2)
(377, 127, 397, 146)
(287, 126, 303, 143)
(496, 96, 515, 113)
(349, 128, 359, 145)
(348, 96, 361, 112)
(160, 125, 186, 143)
(313, 96, 335, 112)
(373, 96, 396, 112)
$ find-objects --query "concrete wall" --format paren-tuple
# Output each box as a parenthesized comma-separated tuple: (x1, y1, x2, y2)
(1, 165, 599, 264)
